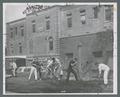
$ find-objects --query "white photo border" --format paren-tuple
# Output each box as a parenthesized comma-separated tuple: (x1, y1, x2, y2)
(3, 2, 117, 95)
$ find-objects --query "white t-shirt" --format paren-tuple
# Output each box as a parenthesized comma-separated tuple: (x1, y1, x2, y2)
(11, 62, 17, 69)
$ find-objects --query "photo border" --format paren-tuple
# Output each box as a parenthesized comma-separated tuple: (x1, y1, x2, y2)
(1, 0, 119, 96)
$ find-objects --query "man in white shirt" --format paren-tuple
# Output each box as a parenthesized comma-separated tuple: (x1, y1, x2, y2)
(10, 60, 17, 77)
(96, 63, 110, 85)
(28, 66, 38, 80)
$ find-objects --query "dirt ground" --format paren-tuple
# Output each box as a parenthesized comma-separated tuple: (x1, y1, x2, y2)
(5, 74, 113, 93)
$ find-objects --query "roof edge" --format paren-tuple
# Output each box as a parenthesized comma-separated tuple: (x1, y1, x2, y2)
(6, 17, 26, 25)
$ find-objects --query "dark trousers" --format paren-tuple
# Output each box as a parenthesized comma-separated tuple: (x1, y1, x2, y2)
(37, 68, 42, 79)
(66, 68, 78, 82)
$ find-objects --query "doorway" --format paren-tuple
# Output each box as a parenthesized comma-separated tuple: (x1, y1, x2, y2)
(65, 53, 73, 69)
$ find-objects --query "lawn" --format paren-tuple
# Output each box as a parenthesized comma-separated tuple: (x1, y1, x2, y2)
(6, 77, 113, 93)
(5, 71, 113, 93)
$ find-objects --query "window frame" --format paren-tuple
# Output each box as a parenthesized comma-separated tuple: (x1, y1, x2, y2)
(105, 6, 113, 21)
(19, 43, 22, 54)
(93, 6, 99, 19)
(46, 20, 50, 30)
(67, 17, 72, 28)
(32, 20, 36, 33)
(80, 9, 86, 24)
(20, 26, 24, 36)
(81, 14, 86, 24)
(15, 27, 17, 35)
(48, 37, 53, 51)
(10, 32, 13, 38)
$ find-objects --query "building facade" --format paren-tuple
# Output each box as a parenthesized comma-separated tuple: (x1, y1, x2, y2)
(59, 5, 113, 80)
(6, 18, 27, 56)
(6, 18, 27, 67)
(6, 5, 113, 80)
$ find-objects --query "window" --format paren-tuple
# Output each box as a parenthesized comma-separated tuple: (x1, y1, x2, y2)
(46, 20, 50, 30)
(20, 26, 24, 36)
(19, 46, 22, 53)
(19, 43, 22, 53)
(93, 6, 99, 18)
(32, 20, 36, 33)
(67, 17, 72, 28)
(105, 6, 113, 21)
(80, 9, 86, 24)
(81, 15, 86, 24)
(10, 32, 13, 38)
(66, 13, 72, 28)
(10, 28, 13, 38)
(21, 29, 24, 36)
(15, 27, 17, 35)
(49, 37, 53, 50)
(11, 44, 13, 54)
(45, 16, 50, 30)
(93, 51, 103, 57)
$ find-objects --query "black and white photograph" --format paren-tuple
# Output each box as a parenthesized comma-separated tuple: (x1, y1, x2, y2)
(3, 2, 117, 95)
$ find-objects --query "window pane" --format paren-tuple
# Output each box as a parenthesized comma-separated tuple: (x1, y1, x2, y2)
(49, 37, 53, 50)
(15, 27, 17, 35)
(93, 7, 98, 18)
(80, 9, 86, 24)
(19, 46, 22, 53)
(46, 20, 50, 30)
(11, 32, 13, 38)
(105, 7, 112, 21)
(32, 24, 36, 32)
(81, 15, 86, 24)
(32, 20, 36, 33)
(49, 41, 53, 50)
(67, 17, 72, 28)
(21, 29, 24, 36)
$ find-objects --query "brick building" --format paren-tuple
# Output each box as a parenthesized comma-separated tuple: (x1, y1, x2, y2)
(6, 18, 27, 67)
(5, 5, 113, 80)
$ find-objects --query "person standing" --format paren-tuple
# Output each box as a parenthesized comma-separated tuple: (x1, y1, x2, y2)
(46, 58, 53, 78)
(47, 57, 62, 79)
(32, 58, 42, 80)
(10, 60, 17, 77)
(28, 66, 38, 80)
(54, 58, 63, 80)
(48, 57, 58, 78)
(66, 58, 79, 82)
(96, 62, 110, 85)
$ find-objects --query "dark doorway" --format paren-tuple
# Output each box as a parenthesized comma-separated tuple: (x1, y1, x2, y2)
(65, 53, 73, 69)
(16, 58, 26, 67)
